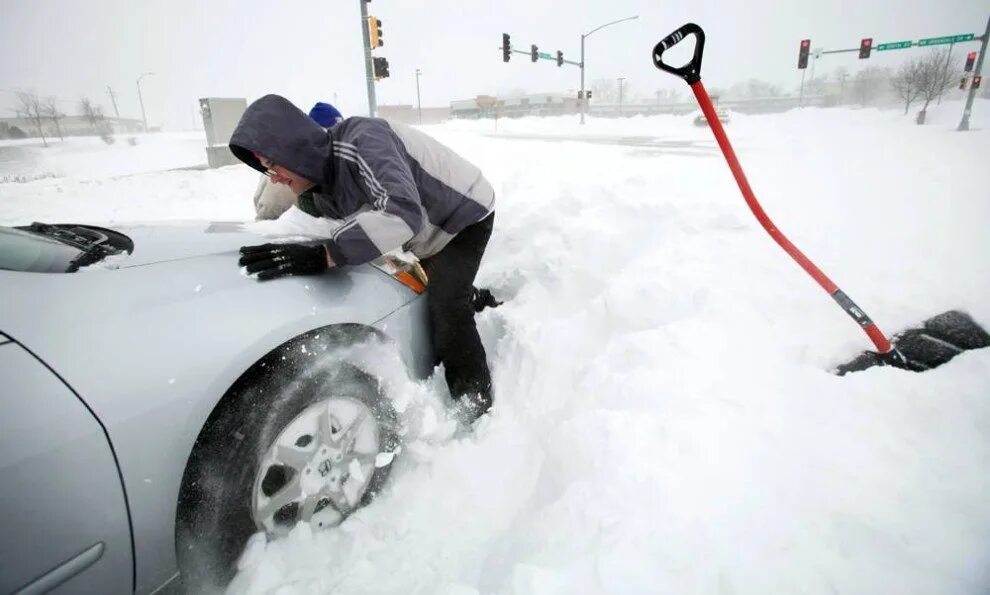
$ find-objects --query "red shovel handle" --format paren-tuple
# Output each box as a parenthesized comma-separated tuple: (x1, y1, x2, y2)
(654, 24, 894, 355)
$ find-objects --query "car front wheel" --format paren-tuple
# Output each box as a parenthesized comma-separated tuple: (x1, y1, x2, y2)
(177, 348, 400, 593)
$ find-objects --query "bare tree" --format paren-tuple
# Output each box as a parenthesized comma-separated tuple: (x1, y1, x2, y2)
(590, 79, 618, 103)
(15, 90, 48, 147)
(728, 78, 782, 99)
(803, 76, 829, 98)
(654, 88, 681, 104)
(79, 97, 114, 144)
(853, 67, 890, 106)
(832, 66, 851, 104)
(916, 48, 958, 124)
(42, 96, 64, 141)
(890, 59, 925, 115)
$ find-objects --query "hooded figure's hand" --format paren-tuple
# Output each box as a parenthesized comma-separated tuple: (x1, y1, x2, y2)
(239, 243, 329, 281)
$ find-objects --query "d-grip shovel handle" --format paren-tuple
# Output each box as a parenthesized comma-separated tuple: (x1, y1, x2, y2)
(652, 23, 705, 84)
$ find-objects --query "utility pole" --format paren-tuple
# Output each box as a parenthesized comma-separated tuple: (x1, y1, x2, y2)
(938, 42, 955, 105)
(617, 77, 625, 115)
(106, 86, 120, 118)
(136, 72, 154, 132)
(359, 0, 377, 116)
(415, 69, 423, 125)
(959, 15, 990, 130)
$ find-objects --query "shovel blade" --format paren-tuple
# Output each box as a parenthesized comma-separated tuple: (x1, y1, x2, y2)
(835, 310, 990, 375)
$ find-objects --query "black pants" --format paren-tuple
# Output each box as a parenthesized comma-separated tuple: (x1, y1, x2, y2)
(420, 212, 495, 407)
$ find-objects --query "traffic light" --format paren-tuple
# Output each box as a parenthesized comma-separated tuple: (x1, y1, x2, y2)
(960, 77, 969, 90)
(368, 17, 383, 48)
(859, 38, 872, 59)
(974, 75, 983, 89)
(556, 50, 563, 67)
(531, 44, 538, 62)
(965, 51, 977, 72)
(586, 90, 592, 100)
(373, 56, 390, 80)
(798, 39, 810, 69)
(502, 33, 511, 62)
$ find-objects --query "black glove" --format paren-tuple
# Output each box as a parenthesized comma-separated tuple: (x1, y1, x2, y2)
(238, 243, 328, 281)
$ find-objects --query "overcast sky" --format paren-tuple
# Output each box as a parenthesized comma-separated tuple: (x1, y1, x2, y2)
(1, 0, 985, 129)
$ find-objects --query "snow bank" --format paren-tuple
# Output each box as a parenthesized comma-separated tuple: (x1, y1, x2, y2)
(2, 101, 989, 594)
(227, 101, 990, 594)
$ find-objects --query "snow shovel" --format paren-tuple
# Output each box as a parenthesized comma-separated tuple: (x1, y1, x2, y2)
(651, 23, 990, 375)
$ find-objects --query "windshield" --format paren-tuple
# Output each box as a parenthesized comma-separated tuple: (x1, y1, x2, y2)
(0, 226, 82, 272)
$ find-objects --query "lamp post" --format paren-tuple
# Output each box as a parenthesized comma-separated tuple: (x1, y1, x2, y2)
(617, 77, 625, 116)
(580, 15, 638, 125)
(136, 71, 154, 132)
(415, 69, 423, 125)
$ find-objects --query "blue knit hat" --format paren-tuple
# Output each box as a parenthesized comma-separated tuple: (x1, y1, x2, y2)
(308, 102, 343, 127)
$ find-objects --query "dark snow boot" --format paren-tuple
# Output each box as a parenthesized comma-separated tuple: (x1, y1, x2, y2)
(449, 390, 493, 426)
(470, 287, 502, 313)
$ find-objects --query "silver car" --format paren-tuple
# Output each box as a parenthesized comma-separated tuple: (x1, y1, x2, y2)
(0, 221, 433, 594)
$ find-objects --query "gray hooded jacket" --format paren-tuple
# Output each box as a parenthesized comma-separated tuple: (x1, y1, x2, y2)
(229, 95, 495, 265)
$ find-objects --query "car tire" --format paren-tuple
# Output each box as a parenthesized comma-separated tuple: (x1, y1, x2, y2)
(176, 331, 400, 593)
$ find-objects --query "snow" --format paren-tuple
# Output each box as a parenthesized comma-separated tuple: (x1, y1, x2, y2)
(4, 100, 990, 594)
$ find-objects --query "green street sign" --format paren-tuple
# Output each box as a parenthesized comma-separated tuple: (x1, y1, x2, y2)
(918, 33, 975, 47)
(538, 52, 552, 59)
(876, 41, 913, 51)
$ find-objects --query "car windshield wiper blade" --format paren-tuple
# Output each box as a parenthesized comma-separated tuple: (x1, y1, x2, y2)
(24, 222, 119, 272)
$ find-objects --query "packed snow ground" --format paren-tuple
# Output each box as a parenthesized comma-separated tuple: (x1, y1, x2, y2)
(4, 101, 990, 594)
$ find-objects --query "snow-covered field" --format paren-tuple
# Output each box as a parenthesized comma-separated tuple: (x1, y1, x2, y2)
(3, 101, 990, 594)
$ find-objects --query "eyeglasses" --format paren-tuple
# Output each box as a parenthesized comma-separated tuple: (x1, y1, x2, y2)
(258, 156, 277, 177)
(258, 157, 292, 185)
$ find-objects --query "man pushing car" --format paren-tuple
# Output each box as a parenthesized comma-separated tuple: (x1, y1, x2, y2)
(229, 94, 498, 423)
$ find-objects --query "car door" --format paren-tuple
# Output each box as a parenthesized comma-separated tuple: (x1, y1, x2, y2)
(0, 333, 133, 594)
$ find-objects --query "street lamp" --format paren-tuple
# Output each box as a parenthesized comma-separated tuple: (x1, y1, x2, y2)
(415, 69, 423, 125)
(617, 77, 625, 116)
(136, 71, 154, 132)
(580, 15, 638, 125)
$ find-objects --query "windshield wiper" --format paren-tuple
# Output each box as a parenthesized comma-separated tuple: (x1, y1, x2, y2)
(23, 222, 121, 272)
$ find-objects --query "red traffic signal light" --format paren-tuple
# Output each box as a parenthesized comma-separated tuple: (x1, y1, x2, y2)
(965, 51, 977, 72)
(798, 39, 811, 69)
(859, 38, 872, 59)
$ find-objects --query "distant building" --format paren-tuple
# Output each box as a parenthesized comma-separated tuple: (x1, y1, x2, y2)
(378, 104, 451, 125)
(450, 93, 578, 119)
(0, 115, 144, 139)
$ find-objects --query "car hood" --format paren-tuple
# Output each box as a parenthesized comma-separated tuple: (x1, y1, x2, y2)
(102, 221, 289, 268)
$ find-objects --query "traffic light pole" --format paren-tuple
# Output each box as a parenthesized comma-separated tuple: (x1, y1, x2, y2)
(958, 14, 990, 131)
(798, 68, 806, 107)
(360, 0, 377, 117)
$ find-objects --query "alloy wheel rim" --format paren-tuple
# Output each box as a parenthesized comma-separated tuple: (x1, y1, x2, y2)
(251, 396, 381, 536)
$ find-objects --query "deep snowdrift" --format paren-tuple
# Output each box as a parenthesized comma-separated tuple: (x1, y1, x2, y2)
(3, 101, 989, 594)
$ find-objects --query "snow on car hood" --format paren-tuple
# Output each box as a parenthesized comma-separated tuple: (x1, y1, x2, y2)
(100, 209, 341, 268)
(99, 221, 270, 267)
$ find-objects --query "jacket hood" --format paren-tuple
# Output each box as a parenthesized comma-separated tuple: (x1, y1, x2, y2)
(229, 94, 331, 184)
